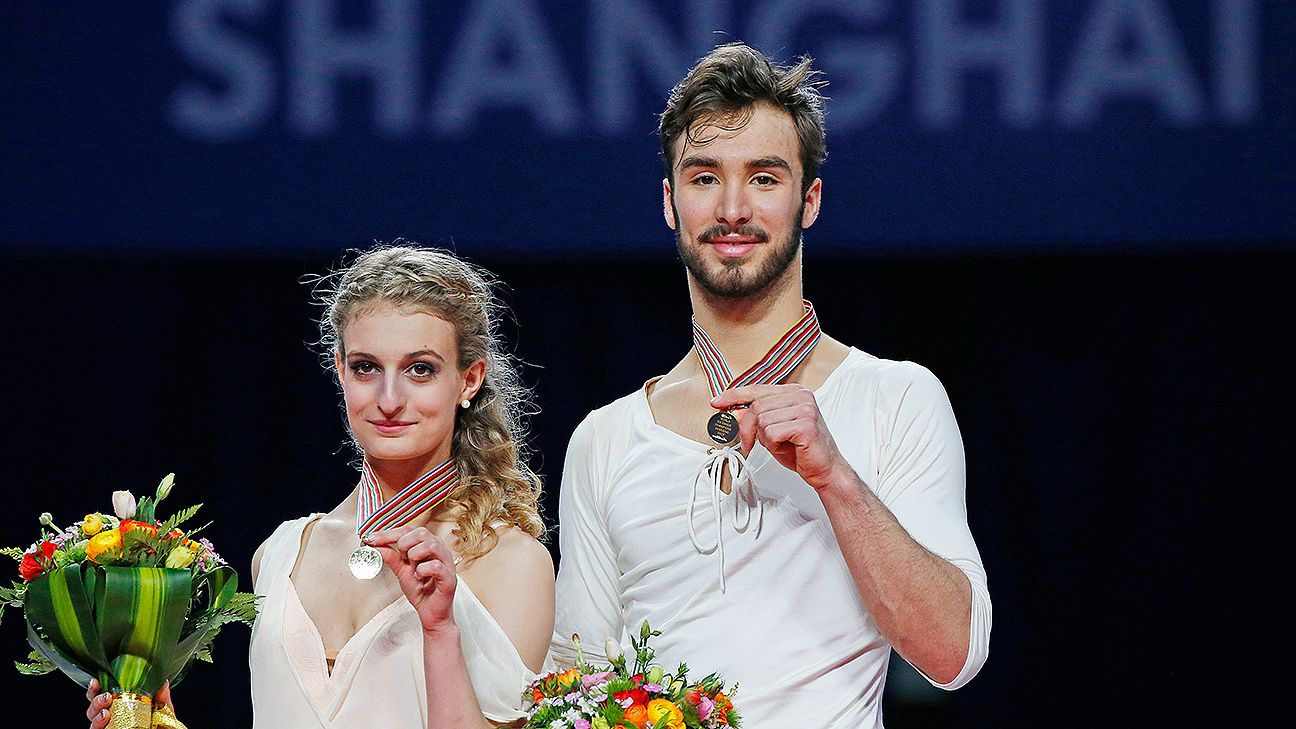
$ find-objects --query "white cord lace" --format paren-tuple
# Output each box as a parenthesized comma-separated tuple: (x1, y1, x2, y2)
(686, 444, 764, 593)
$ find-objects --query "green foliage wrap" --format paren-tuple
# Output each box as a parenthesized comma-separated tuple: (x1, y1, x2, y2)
(21, 563, 252, 694)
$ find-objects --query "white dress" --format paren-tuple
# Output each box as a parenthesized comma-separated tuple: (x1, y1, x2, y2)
(249, 515, 537, 728)
(552, 350, 992, 728)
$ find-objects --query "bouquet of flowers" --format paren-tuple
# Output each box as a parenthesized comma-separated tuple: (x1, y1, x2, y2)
(0, 474, 258, 729)
(525, 621, 740, 729)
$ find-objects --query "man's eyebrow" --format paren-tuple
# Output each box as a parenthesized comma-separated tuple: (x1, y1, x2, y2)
(679, 155, 719, 170)
(749, 156, 792, 172)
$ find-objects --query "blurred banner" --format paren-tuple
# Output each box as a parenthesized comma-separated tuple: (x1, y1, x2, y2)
(2, 0, 1292, 254)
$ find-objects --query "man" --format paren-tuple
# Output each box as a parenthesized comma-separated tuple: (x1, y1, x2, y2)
(552, 43, 990, 727)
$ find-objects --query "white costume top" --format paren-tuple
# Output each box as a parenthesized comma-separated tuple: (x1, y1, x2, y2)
(249, 515, 536, 728)
(552, 349, 991, 728)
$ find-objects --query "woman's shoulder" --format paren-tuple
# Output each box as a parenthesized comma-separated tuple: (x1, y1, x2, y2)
(463, 525, 553, 585)
(252, 513, 327, 585)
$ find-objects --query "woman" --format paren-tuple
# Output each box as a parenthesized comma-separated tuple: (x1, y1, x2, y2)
(87, 245, 554, 728)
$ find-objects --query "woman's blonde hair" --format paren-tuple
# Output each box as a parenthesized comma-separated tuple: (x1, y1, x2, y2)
(314, 244, 543, 560)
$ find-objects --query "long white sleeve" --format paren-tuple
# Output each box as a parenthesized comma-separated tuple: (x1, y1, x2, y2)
(872, 361, 992, 690)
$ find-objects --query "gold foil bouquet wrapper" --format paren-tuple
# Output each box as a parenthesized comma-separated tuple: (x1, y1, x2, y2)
(105, 694, 187, 729)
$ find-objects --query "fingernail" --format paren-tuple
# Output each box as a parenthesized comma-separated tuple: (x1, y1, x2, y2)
(99, 710, 108, 719)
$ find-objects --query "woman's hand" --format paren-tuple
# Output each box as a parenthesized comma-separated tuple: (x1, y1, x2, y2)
(367, 526, 458, 634)
(85, 679, 174, 729)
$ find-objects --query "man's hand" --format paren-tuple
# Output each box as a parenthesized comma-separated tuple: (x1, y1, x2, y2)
(712, 383, 849, 491)
(367, 526, 458, 635)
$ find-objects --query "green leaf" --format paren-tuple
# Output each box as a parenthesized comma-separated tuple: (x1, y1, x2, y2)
(23, 564, 113, 675)
(1, 547, 25, 563)
(135, 496, 156, 524)
(159, 504, 202, 536)
(15, 648, 56, 675)
(94, 566, 192, 693)
(25, 620, 98, 686)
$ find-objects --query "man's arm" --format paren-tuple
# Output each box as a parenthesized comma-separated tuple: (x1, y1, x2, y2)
(714, 363, 990, 687)
(551, 412, 626, 668)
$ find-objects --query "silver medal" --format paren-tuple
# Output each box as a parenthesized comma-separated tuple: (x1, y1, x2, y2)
(348, 544, 383, 580)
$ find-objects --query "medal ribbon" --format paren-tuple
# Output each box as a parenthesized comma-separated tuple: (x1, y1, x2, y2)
(687, 299, 821, 593)
(691, 299, 822, 398)
(355, 458, 458, 538)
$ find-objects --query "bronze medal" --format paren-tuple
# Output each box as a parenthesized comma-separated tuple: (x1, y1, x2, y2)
(707, 410, 740, 445)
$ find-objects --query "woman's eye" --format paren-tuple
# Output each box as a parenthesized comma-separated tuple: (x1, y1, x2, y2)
(350, 361, 378, 375)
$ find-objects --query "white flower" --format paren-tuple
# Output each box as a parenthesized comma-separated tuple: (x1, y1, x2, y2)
(112, 491, 137, 520)
(156, 473, 175, 501)
(604, 637, 622, 662)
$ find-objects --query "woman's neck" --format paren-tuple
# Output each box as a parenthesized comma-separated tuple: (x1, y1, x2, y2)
(366, 452, 452, 500)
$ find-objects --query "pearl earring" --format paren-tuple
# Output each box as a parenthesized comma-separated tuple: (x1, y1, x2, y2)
(460, 399, 471, 409)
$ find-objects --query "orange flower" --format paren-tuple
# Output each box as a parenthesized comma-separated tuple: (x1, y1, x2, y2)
(714, 692, 733, 725)
(531, 687, 545, 703)
(646, 698, 684, 729)
(622, 704, 649, 728)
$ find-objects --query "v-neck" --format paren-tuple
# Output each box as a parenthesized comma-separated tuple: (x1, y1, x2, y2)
(280, 516, 410, 719)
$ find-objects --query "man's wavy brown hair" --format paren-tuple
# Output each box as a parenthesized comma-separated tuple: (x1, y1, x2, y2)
(314, 244, 544, 561)
(659, 42, 828, 193)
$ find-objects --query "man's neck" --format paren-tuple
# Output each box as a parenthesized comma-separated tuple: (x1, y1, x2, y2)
(688, 275, 807, 372)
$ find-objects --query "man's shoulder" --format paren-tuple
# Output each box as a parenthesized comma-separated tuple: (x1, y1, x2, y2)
(826, 347, 942, 392)
(566, 386, 644, 456)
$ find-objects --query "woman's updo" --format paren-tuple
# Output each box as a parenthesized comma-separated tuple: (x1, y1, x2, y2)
(314, 244, 543, 559)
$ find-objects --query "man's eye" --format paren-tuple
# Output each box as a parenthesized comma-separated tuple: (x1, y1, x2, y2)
(753, 174, 779, 186)
(692, 174, 718, 185)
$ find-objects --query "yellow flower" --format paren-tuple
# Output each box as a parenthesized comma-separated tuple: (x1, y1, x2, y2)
(85, 529, 123, 562)
(165, 546, 196, 569)
(81, 514, 104, 536)
(646, 699, 684, 729)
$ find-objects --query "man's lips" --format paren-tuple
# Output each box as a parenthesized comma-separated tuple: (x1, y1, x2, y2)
(703, 235, 763, 256)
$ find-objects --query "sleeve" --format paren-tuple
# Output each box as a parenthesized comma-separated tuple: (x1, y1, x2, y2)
(873, 361, 992, 690)
(549, 412, 626, 669)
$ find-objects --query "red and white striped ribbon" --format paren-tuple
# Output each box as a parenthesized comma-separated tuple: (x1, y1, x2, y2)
(356, 458, 458, 538)
(691, 299, 822, 396)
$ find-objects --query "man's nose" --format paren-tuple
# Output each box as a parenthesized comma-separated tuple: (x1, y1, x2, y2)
(716, 184, 752, 228)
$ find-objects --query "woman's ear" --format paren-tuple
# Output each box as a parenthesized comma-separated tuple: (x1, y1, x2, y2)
(461, 359, 487, 402)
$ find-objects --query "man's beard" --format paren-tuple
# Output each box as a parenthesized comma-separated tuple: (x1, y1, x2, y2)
(675, 205, 804, 300)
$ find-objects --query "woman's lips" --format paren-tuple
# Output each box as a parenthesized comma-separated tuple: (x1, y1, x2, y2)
(369, 420, 414, 435)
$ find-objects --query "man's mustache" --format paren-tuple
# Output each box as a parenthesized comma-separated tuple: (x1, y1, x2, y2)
(697, 224, 770, 244)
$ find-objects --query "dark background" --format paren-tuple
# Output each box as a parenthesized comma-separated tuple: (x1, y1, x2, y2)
(2, 1, 1292, 726)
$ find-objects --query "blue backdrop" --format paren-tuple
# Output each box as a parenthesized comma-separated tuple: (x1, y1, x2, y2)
(4, 0, 1293, 255)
